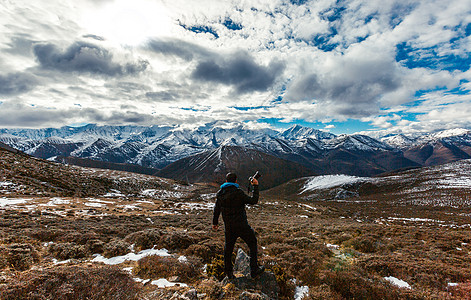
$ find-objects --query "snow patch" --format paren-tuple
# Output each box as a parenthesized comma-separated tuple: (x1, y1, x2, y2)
(91, 247, 170, 265)
(384, 276, 411, 289)
(294, 285, 309, 300)
(301, 175, 369, 193)
(150, 278, 188, 288)
(0, 197, 31, 207)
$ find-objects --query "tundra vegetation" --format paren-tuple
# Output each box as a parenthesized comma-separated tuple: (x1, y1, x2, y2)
(1, 148, 471, 299)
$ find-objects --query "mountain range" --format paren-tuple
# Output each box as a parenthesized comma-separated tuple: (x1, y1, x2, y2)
(1, 122, 470, 186)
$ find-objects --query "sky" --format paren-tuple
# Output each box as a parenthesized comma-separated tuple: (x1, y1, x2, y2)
(0, 0, 470, 136)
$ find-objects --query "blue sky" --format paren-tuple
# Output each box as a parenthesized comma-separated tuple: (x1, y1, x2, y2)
(0, 0, 470, 136)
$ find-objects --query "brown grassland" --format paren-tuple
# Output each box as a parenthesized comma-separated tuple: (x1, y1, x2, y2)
(1, 148, 471, 299)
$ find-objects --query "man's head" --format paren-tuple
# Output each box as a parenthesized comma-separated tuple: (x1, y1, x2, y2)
(226, 172, 237, 183)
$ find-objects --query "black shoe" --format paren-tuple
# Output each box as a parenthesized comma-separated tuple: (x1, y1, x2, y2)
(251, 266, 265, 278)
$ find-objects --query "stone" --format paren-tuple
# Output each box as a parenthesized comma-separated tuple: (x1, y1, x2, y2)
(239, 291, 270, 300)
(225, 249, 280, 300)
(234, 248, 251, 276)
(183, 289, 198, 300)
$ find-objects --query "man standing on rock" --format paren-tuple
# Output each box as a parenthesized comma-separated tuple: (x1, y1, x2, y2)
(212, 172, 265, 280)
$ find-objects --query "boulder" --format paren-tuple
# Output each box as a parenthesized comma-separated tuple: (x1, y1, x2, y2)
(224, 249, 280, 300)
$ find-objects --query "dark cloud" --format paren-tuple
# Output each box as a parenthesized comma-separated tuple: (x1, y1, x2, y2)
(285, 59, 401, 117)
(192, 52, 285, 94)
(0, 72, 37, 95)
(33, 42, 148, 76)
(145, 91, 176, 101)
(0, 102, 159, 127)
(146, 38, 211, 61)
(82, 34, 105, 41)
(5, 34, 36, 56)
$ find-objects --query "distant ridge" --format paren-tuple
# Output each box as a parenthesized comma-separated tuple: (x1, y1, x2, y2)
(54, 156, 160, 176)
(1, 123, 471, 177)
(157, 145, 314, 190)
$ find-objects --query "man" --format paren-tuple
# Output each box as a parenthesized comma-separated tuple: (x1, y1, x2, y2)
(212, 172, 265, 279)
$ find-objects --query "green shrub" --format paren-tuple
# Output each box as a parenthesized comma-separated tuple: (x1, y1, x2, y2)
(207, 255, 226, 281)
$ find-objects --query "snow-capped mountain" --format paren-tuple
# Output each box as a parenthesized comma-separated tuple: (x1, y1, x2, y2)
(2, 122, 469, 179)
(381, 129, 471, 166)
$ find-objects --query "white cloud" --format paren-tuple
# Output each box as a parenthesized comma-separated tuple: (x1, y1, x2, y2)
(0, 0, 470, 131)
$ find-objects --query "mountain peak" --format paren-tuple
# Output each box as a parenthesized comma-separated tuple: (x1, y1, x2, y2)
(280, 125, 335, 141)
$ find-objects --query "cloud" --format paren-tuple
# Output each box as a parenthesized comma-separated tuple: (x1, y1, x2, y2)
(33, 42, 148, 76)
(284, 53, 401, 117)
(192, 51, 285, 94)
(0, 72, 38, 95)
(146, 38, 211, 61)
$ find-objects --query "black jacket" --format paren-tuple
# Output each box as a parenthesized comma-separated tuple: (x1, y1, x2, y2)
(213, 184, 259, 228)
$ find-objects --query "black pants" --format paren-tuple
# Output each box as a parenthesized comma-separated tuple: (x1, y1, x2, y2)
(224, 224, 258, 275)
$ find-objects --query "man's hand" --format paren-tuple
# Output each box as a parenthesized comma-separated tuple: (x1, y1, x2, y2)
(212, 225, 219, 231)
(251, 178, 259, 186)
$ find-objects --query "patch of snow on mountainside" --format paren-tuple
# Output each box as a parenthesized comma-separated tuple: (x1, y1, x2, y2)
(430, 128, 470, 139)
(300, 175, 370, 193)
(381, 134, 416, 148)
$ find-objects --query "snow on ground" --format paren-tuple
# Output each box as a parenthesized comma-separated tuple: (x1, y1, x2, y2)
(141, 189, 186, 199)
(294, 285, 309, 300)
(150, 278, 188, 288)
(91, 247, 170, 265)
(118, 204, 139, 210)
(300, 175, 370, 193)
(179, 202, 214, 210)
(438, 177, 471, 188)
(199, 193, 216, 200)
(41, 198, 71, 206)
(103, 190, 125, 197)
(0, 197, 32, 207)
(86, 198, 114, 204)
(84, 202, 107, 208)
(388, 217, 445, 223)
(384, 276, 411, 289)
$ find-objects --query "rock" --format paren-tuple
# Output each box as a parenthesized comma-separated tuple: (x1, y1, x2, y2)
(225, 249, 280, 300)
(239, 291, 270, 300)
(183, 289, 198, 300)
(169, 275, 181, 282)
(335, 189, 358, 200)
(234, 248, 251, 276)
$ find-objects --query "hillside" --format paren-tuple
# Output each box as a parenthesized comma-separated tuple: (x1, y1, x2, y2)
(1, 146, 471, 299)
(157, 145, 314, 189)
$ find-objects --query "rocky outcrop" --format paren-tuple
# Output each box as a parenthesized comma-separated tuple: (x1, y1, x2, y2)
(223, 249, 280, 300)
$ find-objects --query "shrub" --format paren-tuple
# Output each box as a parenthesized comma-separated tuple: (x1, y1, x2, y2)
(197, 278, 223, 300)
(207, 255, 226, 281)
(0, 265, 139, 300)
(344, 234, 382, 253)
(133, 254, 202, 282)
(87, 239, 105, 254)
(48, 242, 89, 260)
(125, 229, 162, 251)
(185, 244, 213, 263)
(307, 284, 343, 300)
(265, 261, 295, 299)
(103, 239, 130, 258)
(318, 267, 415, 300)
(0, 244, 39, 271)
(157, 231, 196, 250)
